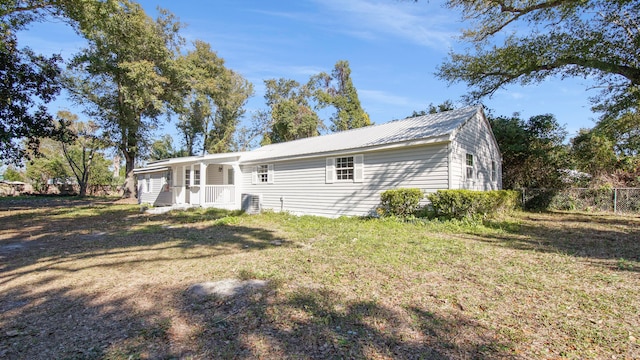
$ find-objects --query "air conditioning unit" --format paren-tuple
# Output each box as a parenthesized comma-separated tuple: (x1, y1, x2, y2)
(241, 193, 262, 214)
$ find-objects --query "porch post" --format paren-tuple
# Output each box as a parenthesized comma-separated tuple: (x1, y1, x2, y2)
(200, 162, 207, 206)
(232, 163, 242, 210)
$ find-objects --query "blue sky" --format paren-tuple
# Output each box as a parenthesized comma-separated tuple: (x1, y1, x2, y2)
(20, 0, 600, 145)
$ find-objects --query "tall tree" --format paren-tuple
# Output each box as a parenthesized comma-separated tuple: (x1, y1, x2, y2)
(262, 78, 322, 144)
(1, 3, 65, 163)
(311, 60, 371, 131)
(437, 0, 640, 118)
(489, 112, 570, 189)
(177, 41, 253, 155)
(66, 1, 185, 198)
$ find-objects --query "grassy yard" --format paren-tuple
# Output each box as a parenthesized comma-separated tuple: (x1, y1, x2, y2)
(0, 197, 638, 359)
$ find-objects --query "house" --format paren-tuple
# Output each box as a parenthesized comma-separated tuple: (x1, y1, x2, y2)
(134, 105, 502, 217)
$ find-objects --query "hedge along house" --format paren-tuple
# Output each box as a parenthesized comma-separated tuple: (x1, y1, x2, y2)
(134, 105, 502, 217)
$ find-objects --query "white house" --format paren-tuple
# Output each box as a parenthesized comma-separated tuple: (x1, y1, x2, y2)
(134, 105, 502, 217)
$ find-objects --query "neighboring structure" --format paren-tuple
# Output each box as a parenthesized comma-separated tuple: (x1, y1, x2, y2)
(134, 105, 502, 217)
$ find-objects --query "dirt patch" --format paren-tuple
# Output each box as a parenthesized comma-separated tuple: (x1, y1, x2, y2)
(187, 279, 269, 298)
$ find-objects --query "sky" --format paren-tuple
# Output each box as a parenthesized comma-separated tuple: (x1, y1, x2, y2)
(18, 0, 602, 146)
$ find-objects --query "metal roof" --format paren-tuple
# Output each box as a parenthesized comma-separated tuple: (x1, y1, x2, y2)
(240, 105, 482, 162)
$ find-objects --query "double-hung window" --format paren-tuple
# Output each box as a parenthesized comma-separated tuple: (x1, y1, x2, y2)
(194, 169, 201, 186)
(466, 154, 474, 180)
(252, 164, 274, 184)
(491, 161, 496, 182)
(257, 164, 269, 183)
(335, 156, 354, 180)
(326, 154, 363, 183)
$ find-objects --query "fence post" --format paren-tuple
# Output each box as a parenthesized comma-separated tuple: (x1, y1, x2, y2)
(614, 188, 617, 214)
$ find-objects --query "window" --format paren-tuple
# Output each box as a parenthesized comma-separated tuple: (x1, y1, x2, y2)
(227, 168, 234, 185)
(326, 154, 363, 183)
(252, 164, 274, 184)
(185, 168, 191, 188)
(194, 169, 200, 186)
(143, 174, 150, 193)
(491, 161, 496, 182)
(257, 164, 269, 183)
(162, 170, 172, 192)
(336, 156, 354, 180)
(466, 154, 474, 180)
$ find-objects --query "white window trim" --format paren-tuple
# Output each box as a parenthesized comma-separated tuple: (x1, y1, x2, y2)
(326, 154, 363, 183)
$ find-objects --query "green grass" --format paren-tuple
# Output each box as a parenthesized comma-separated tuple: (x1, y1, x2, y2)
(1, 199, 638, 359)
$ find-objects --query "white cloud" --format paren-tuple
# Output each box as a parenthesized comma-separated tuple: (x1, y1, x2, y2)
(314, 0, 458, 50)
(359, 89, 412, 106)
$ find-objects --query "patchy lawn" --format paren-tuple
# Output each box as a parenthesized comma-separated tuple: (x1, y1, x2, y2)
(0, 197, 638, 359)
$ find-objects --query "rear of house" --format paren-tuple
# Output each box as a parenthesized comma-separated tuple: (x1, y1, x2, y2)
(134, 105, 502, 217)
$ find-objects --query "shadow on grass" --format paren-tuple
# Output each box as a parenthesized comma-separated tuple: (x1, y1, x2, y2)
(481, 211, 640, 271)
(0, 198, 287, 284)
(181, 286, 513, 359)
(0, 276, 193, 359)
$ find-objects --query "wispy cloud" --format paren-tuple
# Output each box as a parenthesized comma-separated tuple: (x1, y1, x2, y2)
(314, 0, 458, 50)
(359, 89, 412, 106)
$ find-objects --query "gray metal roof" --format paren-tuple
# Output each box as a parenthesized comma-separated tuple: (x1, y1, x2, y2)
(241, 105, 482, 162)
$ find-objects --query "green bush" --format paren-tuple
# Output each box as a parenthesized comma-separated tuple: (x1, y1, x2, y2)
(427, 190, 520, 220)
(378, 188, 424, 217)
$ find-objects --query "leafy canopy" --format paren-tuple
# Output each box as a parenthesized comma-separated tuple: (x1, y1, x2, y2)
(437, 0, 640, 118)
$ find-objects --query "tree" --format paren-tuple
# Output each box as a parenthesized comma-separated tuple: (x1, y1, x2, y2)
(176, 41, 253, 155)
(311, 60, 371, 131)
(262, 78, 322, 144)
(148, 134, 185, 161)
(571, 129, 617, 178)
(0, 0, 100, 164)
(409, 100, 455, 117)
(437, 1, 640, 118)
(489, 112, 570, 189)
(3, 166, 24, 182)
(57, 111, 109, 196)
(0, 22, 65, 163)
(66, 1, 185, 198)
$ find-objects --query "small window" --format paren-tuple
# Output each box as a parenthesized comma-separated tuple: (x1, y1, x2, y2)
(162, 170, 172, 192)
(466, 154, 474, 180)
(194, 169, 201, 186)
(491, 161, 496, 182)
(257, 165, 269, 183)
(143, 174, 150, 193)
(336, 156, 354, 181)
(227, 168, 234, 185)
(252, 164, 273, 184)
(185, 168, 191, 188)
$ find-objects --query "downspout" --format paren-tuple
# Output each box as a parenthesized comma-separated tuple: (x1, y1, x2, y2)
(447, 141, 453, 189)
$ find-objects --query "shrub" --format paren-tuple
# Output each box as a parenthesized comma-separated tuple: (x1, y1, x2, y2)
(427, 190, 520, 220)
(378, 188, 424, 217)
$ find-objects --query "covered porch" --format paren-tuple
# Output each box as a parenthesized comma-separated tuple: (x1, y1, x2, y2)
(173, 160, 241, 210)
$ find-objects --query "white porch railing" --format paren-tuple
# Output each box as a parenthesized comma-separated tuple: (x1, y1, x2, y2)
(204, 185, 235, 205)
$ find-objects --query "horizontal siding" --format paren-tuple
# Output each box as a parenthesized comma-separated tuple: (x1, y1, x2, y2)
(241, 144, 449, 217)
(451, 113, 502, 190)
(139, 171, 172, 206)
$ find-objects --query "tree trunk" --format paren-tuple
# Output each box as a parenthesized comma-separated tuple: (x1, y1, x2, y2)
(121, 151, 137, 199)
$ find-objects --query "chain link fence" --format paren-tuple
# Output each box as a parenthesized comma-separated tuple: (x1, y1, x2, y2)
(521, 188, 640, 214)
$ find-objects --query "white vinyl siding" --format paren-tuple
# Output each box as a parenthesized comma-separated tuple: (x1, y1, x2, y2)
(242, 145, 448, 217)
(451, 112, 502, 190)
(138, 170, 173, 206)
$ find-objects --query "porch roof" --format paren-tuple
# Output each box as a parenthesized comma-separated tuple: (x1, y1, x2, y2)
(134, 152, 243, 173)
